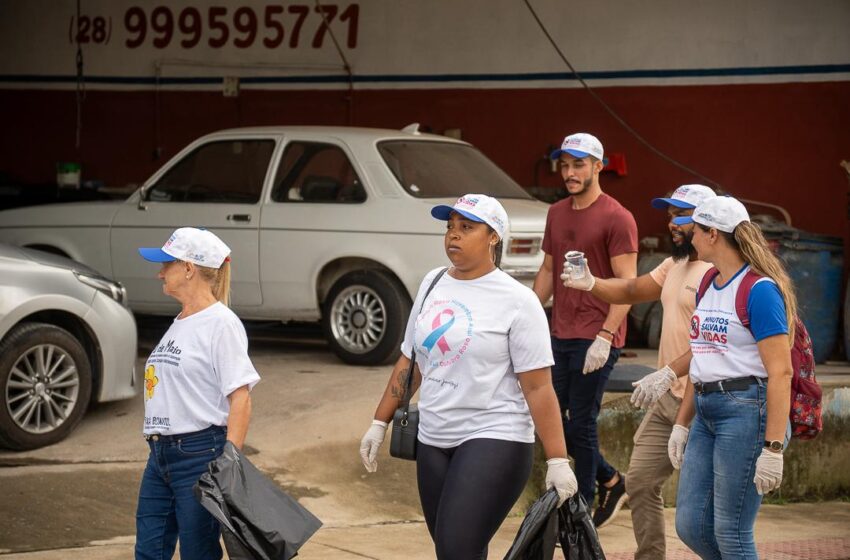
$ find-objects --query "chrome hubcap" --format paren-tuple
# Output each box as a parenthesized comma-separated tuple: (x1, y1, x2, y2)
(6, 344, 80, 434)
(330, 285, 387, 354)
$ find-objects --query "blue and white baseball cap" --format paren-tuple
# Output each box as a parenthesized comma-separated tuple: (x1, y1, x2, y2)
(549, 133, 604, 161)
(138, 227, 231, 268)
(672, 196, 750, 233)
(651, 184, 716, 209)
(431, 194, 509, 240)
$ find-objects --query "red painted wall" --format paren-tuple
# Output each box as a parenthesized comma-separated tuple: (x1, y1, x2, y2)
(2, 81, 848, 242)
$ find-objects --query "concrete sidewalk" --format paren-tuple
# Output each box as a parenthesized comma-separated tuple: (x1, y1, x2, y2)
(3, 501, 849, 559)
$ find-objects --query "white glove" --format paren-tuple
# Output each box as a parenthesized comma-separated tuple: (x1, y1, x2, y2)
(630, 365, 677, 408)
(753, 449, 784, 495)
(582, 335, 611, 374)
(560, 259, 596, 291)
(545, 458, 578, 506)
(359, 420, 388, 473)
(668, 424, 689, 469)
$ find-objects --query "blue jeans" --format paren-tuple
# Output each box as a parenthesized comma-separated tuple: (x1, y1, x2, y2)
(551, 337, 621, 506)
(675, 381, 767, 560)
(135, 425, 226, 560)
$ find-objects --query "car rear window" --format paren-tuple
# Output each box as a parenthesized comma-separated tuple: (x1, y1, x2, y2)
(378, 141, 532, 199)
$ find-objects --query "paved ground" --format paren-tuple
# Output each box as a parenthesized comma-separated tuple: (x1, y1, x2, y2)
(3, 504, 849, 559)
(1, 323, 849, 558)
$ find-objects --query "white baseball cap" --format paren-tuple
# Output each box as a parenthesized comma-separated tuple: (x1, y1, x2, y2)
(672, 196, 750, 233)
(431, 194, 509, 240)
(138, 227, 231, 268)
(549, 133, 604, 161)
(651, 184, 716, 210)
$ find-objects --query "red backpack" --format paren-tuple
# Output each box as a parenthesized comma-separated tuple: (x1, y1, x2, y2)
(696, 267, 822, 439)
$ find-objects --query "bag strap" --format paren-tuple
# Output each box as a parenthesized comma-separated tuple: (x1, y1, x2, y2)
(400, 267, 448, 407)
(695, 267, 719, 306)
(696, 266, 763, 329)
(734, 269, 762, 328)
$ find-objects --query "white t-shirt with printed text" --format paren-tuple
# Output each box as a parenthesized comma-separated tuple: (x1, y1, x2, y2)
(401, 268, 554, 448)
(689, 265, 788, 383)
(143, 302, 261, 435)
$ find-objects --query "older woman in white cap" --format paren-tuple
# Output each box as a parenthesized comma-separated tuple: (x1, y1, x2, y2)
(359, 194, 577, 560)
(660, 197, 795, 559)
(134, 227, 260, 560)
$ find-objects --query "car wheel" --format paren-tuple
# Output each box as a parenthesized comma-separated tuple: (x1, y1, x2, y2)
(0, 322, 93, 450)
(323, 271, 411, 366)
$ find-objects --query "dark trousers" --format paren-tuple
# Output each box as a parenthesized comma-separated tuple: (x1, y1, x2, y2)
(551, 337, 620, 506)
(417, 438, 533, 560)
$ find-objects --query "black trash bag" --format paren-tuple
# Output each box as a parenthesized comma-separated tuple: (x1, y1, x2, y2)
(557, 493, 606, 560)
(502, 488, 560, 560)
(193, 441, 323, 560)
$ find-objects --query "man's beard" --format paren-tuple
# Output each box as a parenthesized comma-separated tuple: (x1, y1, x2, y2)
(671, 232, 695, 261)
(566, 176, 592, 196)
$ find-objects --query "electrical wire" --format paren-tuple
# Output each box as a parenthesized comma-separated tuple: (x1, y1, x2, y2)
(315, 0, 355, 125)
(522, 0, 722, 189)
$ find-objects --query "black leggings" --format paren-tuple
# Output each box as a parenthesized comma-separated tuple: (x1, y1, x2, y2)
(416, 438, 533, 560)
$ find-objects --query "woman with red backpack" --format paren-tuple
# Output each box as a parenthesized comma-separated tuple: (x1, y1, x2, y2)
(666, 196, 795, 559)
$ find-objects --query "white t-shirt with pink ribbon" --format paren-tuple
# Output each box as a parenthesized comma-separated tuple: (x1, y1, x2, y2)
(401, 267, 554, 448)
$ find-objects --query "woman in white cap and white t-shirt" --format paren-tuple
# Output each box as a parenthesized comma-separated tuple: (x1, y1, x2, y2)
(664, 197, 795, 559)
(134, 227, 260, 560)
(359, 194, 577, 559)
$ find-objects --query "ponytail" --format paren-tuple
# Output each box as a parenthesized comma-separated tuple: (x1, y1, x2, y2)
(197, 259, 232, 307)
(729, 222, 797, 342)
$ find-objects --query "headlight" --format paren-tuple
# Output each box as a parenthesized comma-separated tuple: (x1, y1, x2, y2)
(73, 271, 129, 307)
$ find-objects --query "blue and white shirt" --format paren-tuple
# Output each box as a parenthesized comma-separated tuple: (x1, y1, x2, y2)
(689, 265, 788, 383)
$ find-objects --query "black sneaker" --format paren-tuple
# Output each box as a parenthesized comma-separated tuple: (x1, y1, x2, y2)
(592, 473, 628, 529)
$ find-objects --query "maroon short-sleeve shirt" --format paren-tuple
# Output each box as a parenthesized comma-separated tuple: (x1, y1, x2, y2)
(542, 193, 638, 347)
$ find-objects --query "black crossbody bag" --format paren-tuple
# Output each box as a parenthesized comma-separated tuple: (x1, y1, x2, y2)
(389, 267, 447, 461)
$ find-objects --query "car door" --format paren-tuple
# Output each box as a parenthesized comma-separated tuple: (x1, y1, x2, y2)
(110, 135, 277, 311)
(259, 137, 370, 320)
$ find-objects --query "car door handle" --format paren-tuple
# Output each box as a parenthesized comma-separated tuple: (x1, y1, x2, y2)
(227, 214, 252, 223)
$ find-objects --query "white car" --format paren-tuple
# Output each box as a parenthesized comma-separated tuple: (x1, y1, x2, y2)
(0, 244, 137, 450)
(0, 125, 548, 365)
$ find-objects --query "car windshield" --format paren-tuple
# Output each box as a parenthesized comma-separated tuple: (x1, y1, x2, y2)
(378, 141, 532, 199)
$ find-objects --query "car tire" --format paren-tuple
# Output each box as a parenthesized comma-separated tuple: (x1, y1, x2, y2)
(0, 322, 93, 450)
(323, 270, 411, 366)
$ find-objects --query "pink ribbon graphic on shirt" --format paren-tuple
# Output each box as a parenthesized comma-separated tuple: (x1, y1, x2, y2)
(423, 309, 455, 354)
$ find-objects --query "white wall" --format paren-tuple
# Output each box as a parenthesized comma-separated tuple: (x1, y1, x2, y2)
(1, 0, 848, 89)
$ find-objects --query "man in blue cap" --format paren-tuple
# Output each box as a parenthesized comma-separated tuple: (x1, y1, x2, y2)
(533, 132, 638, 528)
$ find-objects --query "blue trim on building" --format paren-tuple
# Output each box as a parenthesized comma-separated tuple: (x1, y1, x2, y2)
(1, 63, 848, 86)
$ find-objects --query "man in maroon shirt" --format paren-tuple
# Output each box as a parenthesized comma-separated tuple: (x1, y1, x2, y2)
(533, 133, 638, 527)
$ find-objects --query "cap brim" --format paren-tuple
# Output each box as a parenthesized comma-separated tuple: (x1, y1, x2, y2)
(430, 205, 486, 224)
(549, 148, 594, 160)
(651, 197, 696, 210)
(138, 247, 177, 262)
(671, 216, 694, 226)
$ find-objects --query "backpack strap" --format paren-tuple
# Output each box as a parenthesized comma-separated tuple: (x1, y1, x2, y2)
(734, 269, 763, 328)
(695, 267, 720, 306)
